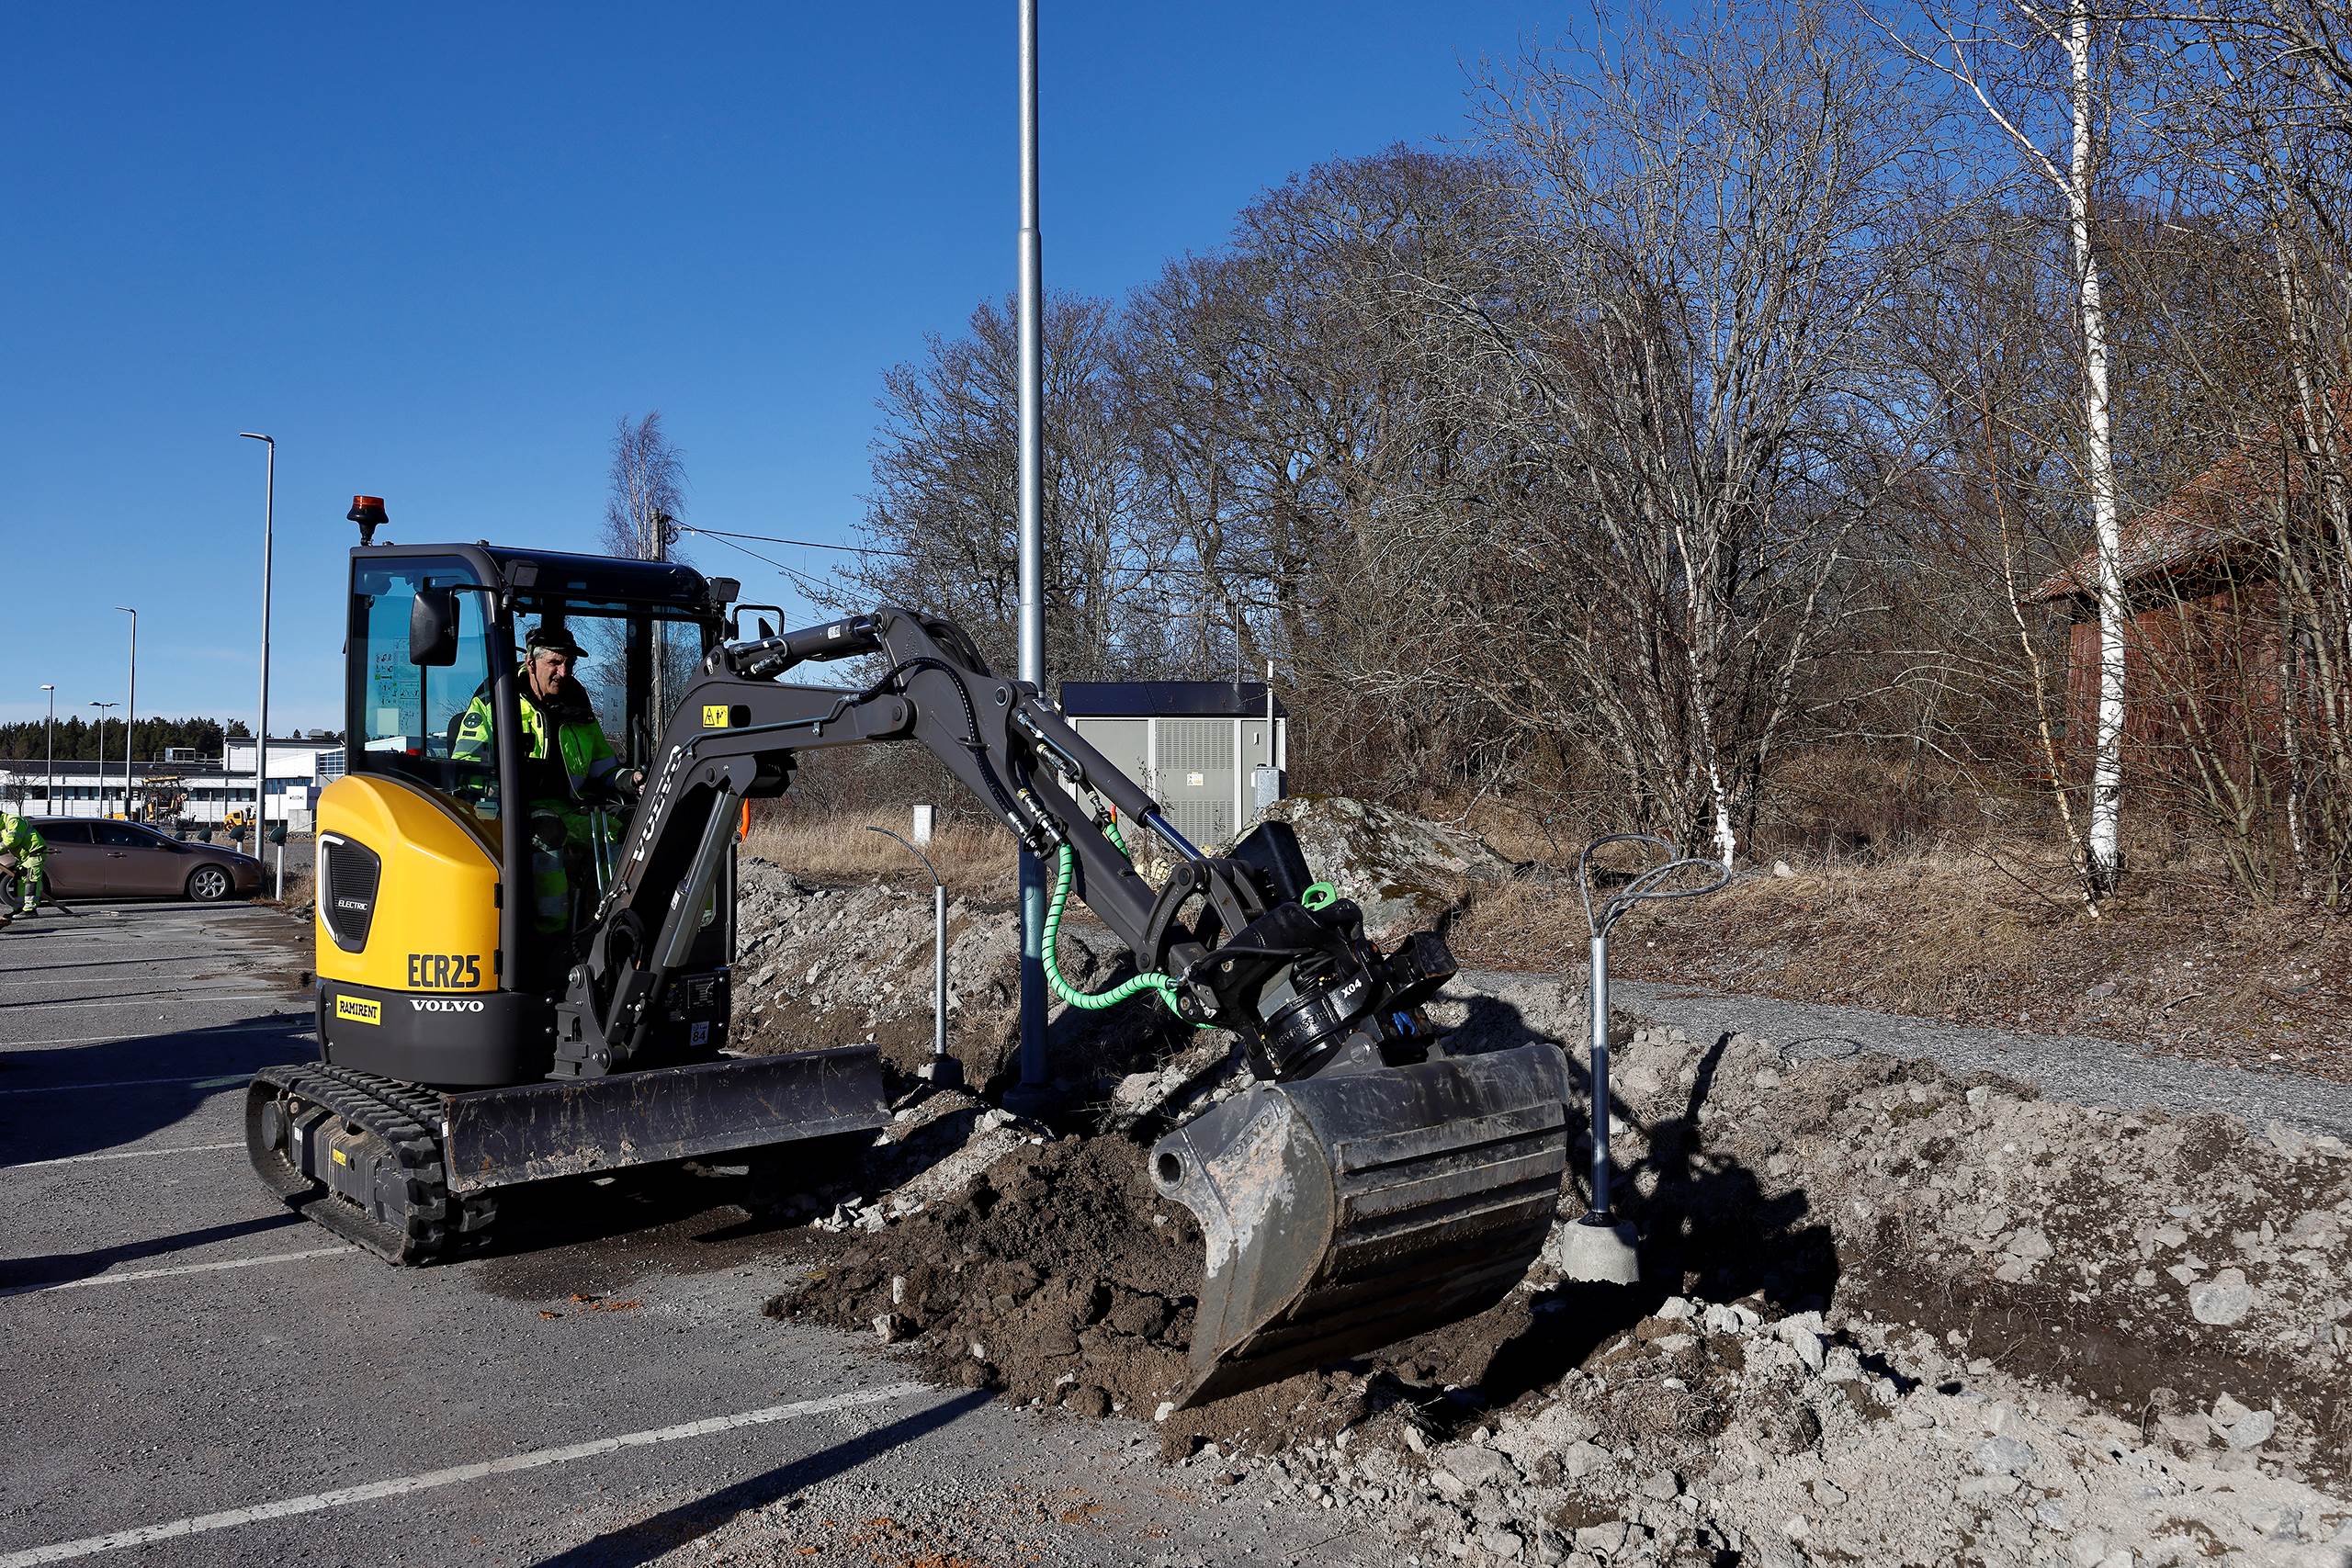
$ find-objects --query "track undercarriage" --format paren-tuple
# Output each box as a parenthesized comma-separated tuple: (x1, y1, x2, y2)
(246, 1065, 496, 1264)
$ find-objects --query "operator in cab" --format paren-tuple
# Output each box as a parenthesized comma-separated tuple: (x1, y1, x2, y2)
(452, 624, 635, 937)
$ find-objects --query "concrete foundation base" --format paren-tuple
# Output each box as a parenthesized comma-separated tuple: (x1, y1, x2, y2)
(1545, 1214, 1641, 1285)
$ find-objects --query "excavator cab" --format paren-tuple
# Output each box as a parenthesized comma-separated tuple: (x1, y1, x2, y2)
(320, 543, 734, 1075)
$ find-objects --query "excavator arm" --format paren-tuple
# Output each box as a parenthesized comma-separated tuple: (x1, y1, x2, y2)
(561, 608, 1572, 1406)
(555, 606, 1450, 1085)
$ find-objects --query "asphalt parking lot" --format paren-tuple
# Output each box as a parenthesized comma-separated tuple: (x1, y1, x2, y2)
(0, 903, 1378, 1568)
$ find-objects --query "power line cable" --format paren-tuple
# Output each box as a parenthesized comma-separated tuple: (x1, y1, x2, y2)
(686, 525, 914, 558)
(677, 526, 844, 604)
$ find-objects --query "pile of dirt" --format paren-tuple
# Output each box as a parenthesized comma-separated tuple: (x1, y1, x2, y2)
(729, 857, 1142, 1087)
(1430, 983, 2352, 1485)
(734, 799, 2350, 1561)
(1230, 1290, 2350, 1567)
(772, 1109, 1510, 1460)
(1233, 795, 1511, 943)
(776, 1131, 1200, 1418)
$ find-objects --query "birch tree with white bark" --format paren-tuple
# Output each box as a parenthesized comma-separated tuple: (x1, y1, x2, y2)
(1885, 0, 2137, 895)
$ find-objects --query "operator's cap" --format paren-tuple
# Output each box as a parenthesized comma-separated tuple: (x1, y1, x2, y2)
(525, 624, 587, 659)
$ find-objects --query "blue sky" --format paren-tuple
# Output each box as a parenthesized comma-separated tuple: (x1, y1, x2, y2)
(0, 2, 1554, 735)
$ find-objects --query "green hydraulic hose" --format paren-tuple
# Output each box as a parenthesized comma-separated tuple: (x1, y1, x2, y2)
(1043, 839, 1187, 1015)
(1042, 815, 1345, 1021)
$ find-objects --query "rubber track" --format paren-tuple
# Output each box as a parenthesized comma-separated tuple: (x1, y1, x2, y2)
(247, 1063, 495, 1265)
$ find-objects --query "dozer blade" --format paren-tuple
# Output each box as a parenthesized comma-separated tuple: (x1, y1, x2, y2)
(442, 1045, 890, 1193)
(1148, 1042, 1569, 1408)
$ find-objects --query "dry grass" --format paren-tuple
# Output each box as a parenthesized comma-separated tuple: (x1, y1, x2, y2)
(747, 792, 2352, 1081)
(1450, 832, 2352, 1079)
(742, 811, 1016, 896)
(265, 835, 314, 912)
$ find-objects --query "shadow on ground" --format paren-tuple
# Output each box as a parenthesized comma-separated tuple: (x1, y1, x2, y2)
(529, 1390, 991, 1568)
(1381, 995, 1838, 1420)
(0, 1013, 315, 1165)
(0, 1213, 309, 1294)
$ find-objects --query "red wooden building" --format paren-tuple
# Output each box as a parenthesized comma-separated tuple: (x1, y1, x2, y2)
(2030, 422, 2323, 781)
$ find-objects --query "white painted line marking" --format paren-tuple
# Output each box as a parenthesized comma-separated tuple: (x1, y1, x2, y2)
(7, 1141, 244, 1169)
(0, 1382, 932, 1565)
(0, 1246, 352, 1300)
(0, 1073, 251, 1097)
(0, 1022, 310, 1051)
(0, 994, 288, 1014)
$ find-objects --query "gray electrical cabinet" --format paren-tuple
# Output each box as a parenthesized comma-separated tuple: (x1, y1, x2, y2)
(1060, 682, 1288, 850)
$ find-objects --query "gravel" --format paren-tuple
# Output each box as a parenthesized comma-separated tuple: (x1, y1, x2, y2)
(1469, 970, 2352, 1141)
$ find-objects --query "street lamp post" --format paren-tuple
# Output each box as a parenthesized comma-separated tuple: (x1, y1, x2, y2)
(239, 433, 276, 845)
(40, 684, 54, 813)
(89, 702, 119, 818)
(1010, 0, 1051, 1111)
(864, 822, 962, 1089)
(114, 606, 136, 818)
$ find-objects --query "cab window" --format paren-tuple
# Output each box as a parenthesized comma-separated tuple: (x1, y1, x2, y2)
(351, 556, 501, 815)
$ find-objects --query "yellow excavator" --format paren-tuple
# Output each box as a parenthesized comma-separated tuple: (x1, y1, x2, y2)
(245, 503, 1570, 1405)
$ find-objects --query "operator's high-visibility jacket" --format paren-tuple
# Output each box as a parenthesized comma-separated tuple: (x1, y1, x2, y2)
(0, 810, 48, 913)
(450, 673, 620, 799)
(450, 674, 619, 933)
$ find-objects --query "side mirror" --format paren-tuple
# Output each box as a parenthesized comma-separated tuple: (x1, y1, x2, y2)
(410, 587, 460, 666)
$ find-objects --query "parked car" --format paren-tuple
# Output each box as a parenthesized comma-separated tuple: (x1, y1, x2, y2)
(17, 818, 264, 903)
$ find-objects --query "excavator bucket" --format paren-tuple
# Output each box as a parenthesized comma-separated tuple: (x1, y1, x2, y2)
(1148, 1042, 1570, 1407)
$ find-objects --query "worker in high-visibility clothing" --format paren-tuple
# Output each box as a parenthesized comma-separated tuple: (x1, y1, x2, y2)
(0, 809, 49, 929)
(451, 625, 636, 938)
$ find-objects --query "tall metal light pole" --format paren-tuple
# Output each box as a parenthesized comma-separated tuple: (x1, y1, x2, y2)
(89, 702, 119, 818)
(114, 606, 136, 816)
(40, 685, 55, 814)
(239, 434, 276, 838)
(1009, 0, 1051, 1109)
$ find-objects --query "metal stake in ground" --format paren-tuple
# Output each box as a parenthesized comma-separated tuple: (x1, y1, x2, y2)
(864, 824, 962, 1089)
(1555, 833, 1731, 1285)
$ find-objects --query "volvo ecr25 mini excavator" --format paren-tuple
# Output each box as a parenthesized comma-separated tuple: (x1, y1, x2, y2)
(247, 519, 1572, 1405)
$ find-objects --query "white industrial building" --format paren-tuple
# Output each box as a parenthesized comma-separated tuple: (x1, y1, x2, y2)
(0, 738, 345, 831)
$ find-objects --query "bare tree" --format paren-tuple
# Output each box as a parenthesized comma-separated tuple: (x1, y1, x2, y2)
(602, 412, 687, 562)
(1398, 0, 1953, 862)
(1884, 0, 2143, 895)
(1122, 149, 1523, 795)
(599, 412, 692, 722)
(851, 295, 1170, 682)
(2143, 0, 2352, 900)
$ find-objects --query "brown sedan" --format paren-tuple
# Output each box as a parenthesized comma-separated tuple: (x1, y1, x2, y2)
(28, 818, 265, 903)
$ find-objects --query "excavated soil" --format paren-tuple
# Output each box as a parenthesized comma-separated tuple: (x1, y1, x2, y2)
(771, 1119, 1570, 1462)
(768, 1003, 2352, 1563)
(734, 803, 2351, 1563)
(779, 1134, 1200, 1418)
